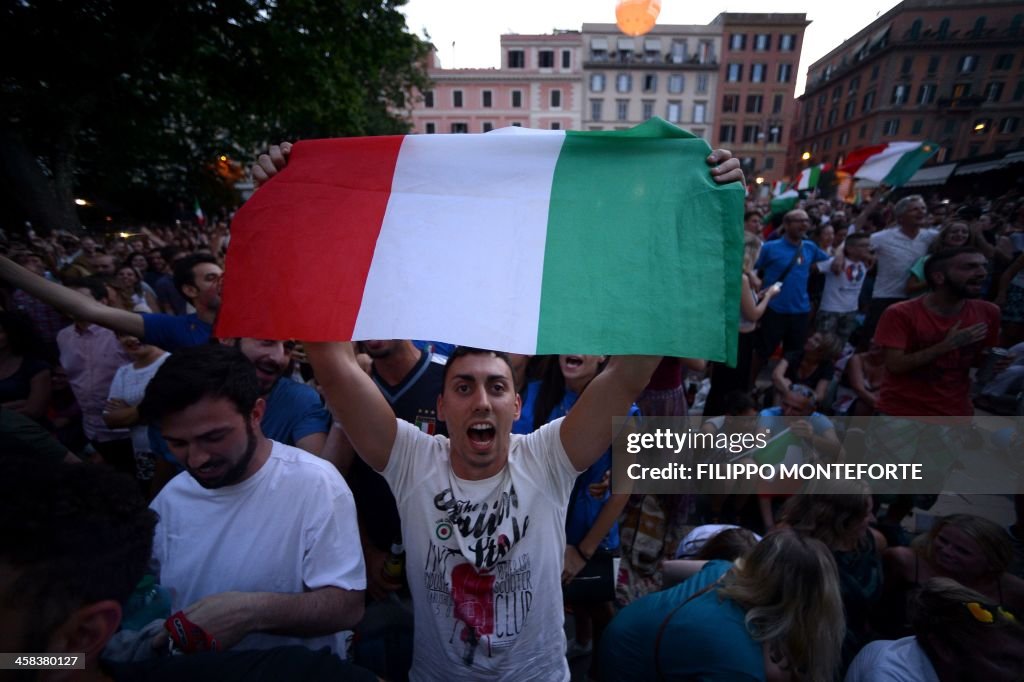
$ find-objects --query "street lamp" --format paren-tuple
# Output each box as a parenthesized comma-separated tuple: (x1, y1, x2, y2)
(801, 151, 811, 161)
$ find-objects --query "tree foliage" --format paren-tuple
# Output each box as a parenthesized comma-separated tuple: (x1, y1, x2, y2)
(0, 0, 430, 230)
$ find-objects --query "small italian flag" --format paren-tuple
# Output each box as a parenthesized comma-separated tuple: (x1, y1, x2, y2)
(840, 141, 938, 187)
(194, 198, 206, 226)
(795, 164, 823, 190)
(217, 119, 745, 359)
(770, 189, 799, 218)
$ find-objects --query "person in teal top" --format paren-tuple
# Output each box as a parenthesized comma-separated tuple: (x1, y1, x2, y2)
(598, 530, 845, 682)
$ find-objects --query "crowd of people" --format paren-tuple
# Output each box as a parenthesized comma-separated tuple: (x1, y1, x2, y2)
(2, 147, 1024, 681)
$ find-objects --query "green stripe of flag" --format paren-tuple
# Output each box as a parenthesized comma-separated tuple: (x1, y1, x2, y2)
(883, 142, 938, 187)
(537, 118, 744, 361)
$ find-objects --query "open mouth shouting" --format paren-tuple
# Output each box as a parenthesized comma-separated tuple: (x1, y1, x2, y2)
(467, 421, 496, 452)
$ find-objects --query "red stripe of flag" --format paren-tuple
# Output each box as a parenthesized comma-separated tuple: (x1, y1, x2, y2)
(839, 144, 888, 175)
(216, 136, 406, 341)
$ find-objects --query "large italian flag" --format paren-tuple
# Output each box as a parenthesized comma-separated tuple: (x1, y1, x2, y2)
(840, 141, 938, 187)
(217, 118, 744, 360)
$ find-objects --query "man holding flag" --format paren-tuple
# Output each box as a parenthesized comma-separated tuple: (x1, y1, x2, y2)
(246, 139, 743, 680)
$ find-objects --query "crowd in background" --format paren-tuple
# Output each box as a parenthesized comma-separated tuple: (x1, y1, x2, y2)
(3, 180, 1024, 681)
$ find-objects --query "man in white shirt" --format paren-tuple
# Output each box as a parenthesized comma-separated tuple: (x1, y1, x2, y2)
(863, 194, 937, 343)
(138, 344, 365, 655)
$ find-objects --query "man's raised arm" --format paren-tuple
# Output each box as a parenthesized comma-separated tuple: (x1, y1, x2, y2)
(0, 256, 144, 337)
(559, 355, 660, 472)
(304, 342, 396, 472)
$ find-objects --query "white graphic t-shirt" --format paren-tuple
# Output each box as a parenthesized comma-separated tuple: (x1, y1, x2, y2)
(383, 418, 577, 681)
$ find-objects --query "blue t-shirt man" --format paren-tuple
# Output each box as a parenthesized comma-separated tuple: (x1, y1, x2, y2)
(755, 238, 830, 314)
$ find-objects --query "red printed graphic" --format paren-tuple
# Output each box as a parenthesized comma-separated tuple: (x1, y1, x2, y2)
(451, 563, 495, 665)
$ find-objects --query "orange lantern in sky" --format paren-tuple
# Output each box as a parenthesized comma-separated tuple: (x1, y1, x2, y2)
(616, 0, 662, 37)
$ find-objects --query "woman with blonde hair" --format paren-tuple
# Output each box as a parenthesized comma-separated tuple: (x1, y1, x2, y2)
(598, 529, 844, 681)
(705, 232, 781, 416)
(881, 513, 1024, 637)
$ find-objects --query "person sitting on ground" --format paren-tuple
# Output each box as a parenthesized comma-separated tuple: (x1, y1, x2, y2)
(880, 513, 1024, 639)
(598, 529, 844, 682)
(778, 481, 887, 669)
(846, 577, 1024, 682)
(771, 331, 843, 408)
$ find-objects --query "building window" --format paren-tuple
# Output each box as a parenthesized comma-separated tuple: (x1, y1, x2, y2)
(909, 19, 922, 39)
(892, 84, 909, 105)
(1014, 81, 1024, 101)
(871, 64, 879, 81)
(1000, 117, 1020, 134)
(911, 119, 923, 135)
(617, 99, 629, 121)
(746, 94, 763, 113)
(985, 82, 1004, 102)
(697, 74, 708, 93)
(590, 73, 606, 92)
(425, 122, 436, 134)
(927, 56, 940, 74)
(847, 77, 860, 95)
(973, 118, 992, 135)
(667, 101, 681, 123)
(512, 90, 523, 108)
(754, 34, 770, 51)
(551, 122, 561, 130)
(453, 90, 463, 108)
(828, 109, 838, 126)
(953, 83, 971, 99)
(670, 41, 686, 63)
(730, 33, 746, 50)
(768, 125, 783, 143)
(777, 63, 792, 83)
(918, 83, 935, 105)
(642, 100, 654, 120)
(883, 119, 899, 136)
(938, 18, 950, 38)
(814, 114, 823, 132)
(562, 49, 571, 68)
(482, 122, 493, 132)
(539, 50, 555, 68)
(839, 130, 849, 146)
(551, 89, 562, 108)
(591, 99, 603, 121)
(972, 16, 986, 37)
(859, 123, 867, 139)
(727, 63, 743, 82)
(751, 63, 766, 83)
(424, 91, 434, 108)
(779, 34, 796, 51)
(719, 124, 736, 143)
(511, 122, 522, 127)
(668, 74, 684, 93)
(643, 74, 658, 92)
(765, 157, 775, 169)
(694, 102, 707, 124)
(862, 91, 875, 113)
(723, 94, 740, 113)
(901, 57, 913, 75)
(773, 94, 784, 114)
(451, 123, 468, 134)
(844, 100, 855, 120)
(958, 55, 978, 74)
(742, 125, 761, 143)
(482, 90, 492, 108)
(616, 73, 632, 93)
(823, 137, 832, 151)
(995, 54, 1014, 70)
(508, 50, 525, 68)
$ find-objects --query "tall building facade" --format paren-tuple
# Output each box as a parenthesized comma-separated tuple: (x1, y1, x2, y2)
(791, 0, 1024, 179)
(579, 23, 722, 144)
(410, 32, 582, 134)
(712, 13, 810, 185)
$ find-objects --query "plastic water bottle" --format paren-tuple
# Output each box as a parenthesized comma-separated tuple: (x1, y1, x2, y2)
(121, 575, 172, 631)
